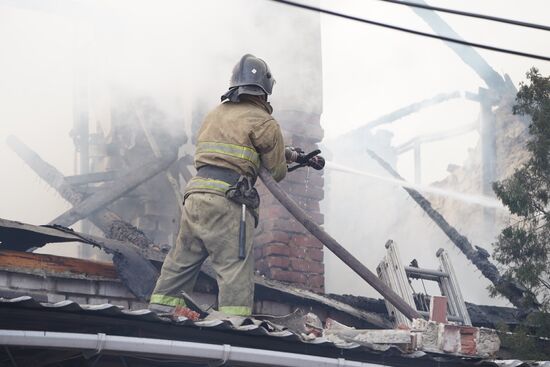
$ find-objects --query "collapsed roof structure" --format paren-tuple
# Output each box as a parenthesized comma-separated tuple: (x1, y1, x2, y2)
(0, 218, 536, 366)
(1, 1, 549, 366)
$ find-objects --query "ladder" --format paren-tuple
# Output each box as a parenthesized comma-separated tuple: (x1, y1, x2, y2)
(376, 240, 472, 327)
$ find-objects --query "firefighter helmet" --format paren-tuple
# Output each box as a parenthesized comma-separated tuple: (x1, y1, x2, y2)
(221, 54, 275, 102)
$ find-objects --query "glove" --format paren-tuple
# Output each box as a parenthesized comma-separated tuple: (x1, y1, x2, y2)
(285, 146, 304, 163)
(287, 148, 325, 172)
(296, 152, 310, 165)
(285, 146, 315, 165)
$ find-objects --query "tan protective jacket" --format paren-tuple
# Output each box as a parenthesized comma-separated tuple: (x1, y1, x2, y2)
(185, 96, 286, 198)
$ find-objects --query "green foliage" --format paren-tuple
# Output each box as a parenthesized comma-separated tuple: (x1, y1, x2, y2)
(492, 68, 550, 310)
(497, 325, 550, 360)
(497, 312, 550, 360)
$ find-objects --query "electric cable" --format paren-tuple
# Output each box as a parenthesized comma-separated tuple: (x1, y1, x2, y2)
(266, 0, 550, 62)
(375, 0, 550, 32)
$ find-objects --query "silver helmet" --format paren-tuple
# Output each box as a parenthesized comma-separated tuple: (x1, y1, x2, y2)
(222, 54, 276, 102)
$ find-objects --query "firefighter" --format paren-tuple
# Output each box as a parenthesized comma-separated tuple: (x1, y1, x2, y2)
(149, 54, 289, 318)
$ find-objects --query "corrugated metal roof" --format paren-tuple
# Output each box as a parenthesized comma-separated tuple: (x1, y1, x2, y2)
(0, 296, 372, 350)
(0, 295, 522, 367)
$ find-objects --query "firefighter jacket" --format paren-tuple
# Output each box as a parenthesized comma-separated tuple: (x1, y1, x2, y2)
(185, 96, 287, 199)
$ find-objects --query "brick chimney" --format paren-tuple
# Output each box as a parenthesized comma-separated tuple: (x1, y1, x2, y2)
(253, 9, 324, 292)
(254, 112, 324, 292)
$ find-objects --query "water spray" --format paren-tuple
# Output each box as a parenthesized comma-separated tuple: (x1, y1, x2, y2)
(325, 161, 505, 210)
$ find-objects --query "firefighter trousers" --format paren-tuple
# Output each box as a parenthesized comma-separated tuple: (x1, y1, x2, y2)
(150, 192, 255, 316)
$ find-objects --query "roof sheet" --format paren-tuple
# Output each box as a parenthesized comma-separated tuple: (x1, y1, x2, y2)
(0, 296, 380, 350)
(0, 295, 507, 367)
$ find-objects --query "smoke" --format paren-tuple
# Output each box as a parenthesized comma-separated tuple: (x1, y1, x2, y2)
(0, 0, 322, 257)
(0, 0, 321, 219)
(321, 136, 512, 306)
(1, 0, 549, 305)
(85, 0, 323, 119)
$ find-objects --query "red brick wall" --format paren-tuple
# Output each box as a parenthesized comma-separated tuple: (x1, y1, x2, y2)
(254, 111, 325, 293)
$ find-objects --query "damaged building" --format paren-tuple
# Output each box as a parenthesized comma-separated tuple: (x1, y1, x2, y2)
(1, 1, 549, 366)
(0, 218, 528, 366)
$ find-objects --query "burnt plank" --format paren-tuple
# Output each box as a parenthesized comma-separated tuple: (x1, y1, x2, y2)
(0, 250, 117, 279)
(64, 170, 118, 185)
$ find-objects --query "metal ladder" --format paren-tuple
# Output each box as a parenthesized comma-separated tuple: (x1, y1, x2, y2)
(376, 240, 472, 327)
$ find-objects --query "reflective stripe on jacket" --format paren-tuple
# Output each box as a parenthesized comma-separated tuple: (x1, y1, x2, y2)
(193, 96, 287, 183)
(195, 142, 261, 168)
(185, 177, 231, 197)
(183, 177, 260, 227)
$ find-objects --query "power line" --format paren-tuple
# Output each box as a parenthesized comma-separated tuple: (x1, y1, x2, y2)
(376, 0, 550, 32)
(267, 0, 550, 62)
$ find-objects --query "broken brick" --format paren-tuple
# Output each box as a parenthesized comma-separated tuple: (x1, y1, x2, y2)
(460, 326, 478, 355)
(429, 295, 448, 323)
(173, 306, 200, 321)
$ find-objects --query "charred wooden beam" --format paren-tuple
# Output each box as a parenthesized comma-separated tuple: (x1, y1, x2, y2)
(0, 249, 118, 280)
(0, 217, 164, 263)
(255, 276, 391, 328)
(395, 121, 479, 154)
(366, 149, 539, 311)
(0, 218, 158, 300)
(6, 135, 154, 251)
(366, 91, 461, 130)
(50, 153, 177, 228)
(362, 91, 461, 131)
(259, 166, 422, 321)
(64, 170, 118, 185)
(334, 92, 462, 145)
(5, 137, 162, 299)
(7, 136, 85, 206)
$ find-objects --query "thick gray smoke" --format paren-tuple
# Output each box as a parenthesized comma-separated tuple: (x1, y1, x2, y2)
(1, 0, 549, 306)
(0, 0, 320, 213)
(0, 0, 322, 256)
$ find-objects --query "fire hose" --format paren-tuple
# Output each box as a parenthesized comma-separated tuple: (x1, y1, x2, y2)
(258, 164, 421, 321)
